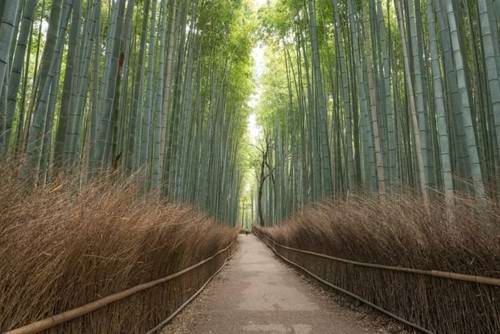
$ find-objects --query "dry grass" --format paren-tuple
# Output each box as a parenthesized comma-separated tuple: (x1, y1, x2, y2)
(0, 162, 237, 333)
(255, 194, 500, 334)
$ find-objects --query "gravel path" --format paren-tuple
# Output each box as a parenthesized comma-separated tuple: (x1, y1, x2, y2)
(163, 234, 407, 334)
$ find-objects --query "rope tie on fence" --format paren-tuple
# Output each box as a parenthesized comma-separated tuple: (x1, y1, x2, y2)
(4, 240, 236, 334)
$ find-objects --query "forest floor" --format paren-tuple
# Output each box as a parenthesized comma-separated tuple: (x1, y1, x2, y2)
(163, 234, 412, 334)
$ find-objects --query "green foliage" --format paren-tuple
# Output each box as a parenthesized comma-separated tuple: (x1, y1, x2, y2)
(253, 0, 500, 226)
(0, 0, 256, 226)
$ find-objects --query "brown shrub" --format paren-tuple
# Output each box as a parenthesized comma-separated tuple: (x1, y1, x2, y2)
(255, 194, 500, 333)
(0, 163, 237, 333)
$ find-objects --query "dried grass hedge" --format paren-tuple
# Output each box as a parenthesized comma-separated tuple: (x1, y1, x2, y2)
(0, 163, 237, 333)
(255, 195, 500, 334)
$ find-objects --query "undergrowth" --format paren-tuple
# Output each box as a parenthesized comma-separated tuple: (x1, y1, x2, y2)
(255, 194, 500, 333)
(0, 162, 237, 333)
(260, 194, 499, 276)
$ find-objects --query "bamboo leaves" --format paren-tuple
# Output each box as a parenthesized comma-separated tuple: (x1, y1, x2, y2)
(258, 0, 499, 224)
(0, 0, 254, 226)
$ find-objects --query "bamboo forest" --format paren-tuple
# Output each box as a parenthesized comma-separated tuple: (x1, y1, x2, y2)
(1, 0, 499, 333)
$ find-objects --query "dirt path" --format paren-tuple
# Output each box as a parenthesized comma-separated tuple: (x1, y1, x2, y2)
(163, 234, 391, 334)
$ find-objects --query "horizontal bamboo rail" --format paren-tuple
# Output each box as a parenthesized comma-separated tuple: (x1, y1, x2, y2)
(260, 234, 500, 286)
(4, 240, 236, 334)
